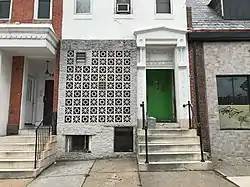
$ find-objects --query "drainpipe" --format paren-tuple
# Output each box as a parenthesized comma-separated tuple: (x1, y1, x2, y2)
(193, 42, 205, 162)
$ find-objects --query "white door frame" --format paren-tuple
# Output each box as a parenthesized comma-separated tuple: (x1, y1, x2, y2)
(25, 75, 36, 125)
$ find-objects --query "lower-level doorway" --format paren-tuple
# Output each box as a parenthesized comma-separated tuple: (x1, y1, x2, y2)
(146, 69, 176, 122)
(43, 80, 54, 126)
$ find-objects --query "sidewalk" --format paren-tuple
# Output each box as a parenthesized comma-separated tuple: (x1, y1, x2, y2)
(213, 156, 250, 187)
(0, 158, 239, 187)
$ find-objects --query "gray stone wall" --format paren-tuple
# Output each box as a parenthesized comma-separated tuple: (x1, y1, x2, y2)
(203, 42, 250, 158)
(57, 40, 137, 160)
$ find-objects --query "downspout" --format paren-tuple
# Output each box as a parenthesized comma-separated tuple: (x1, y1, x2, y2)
(193, 42, 205, 162)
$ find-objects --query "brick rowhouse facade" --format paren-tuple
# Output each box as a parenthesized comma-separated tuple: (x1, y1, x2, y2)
(187, 7, 211, 152)
(6, 0, 62, 134)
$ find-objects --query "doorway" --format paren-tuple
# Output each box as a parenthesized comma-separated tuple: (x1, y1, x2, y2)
(25, 76, 36, 125)
(146, 69, 176, 122)
(43, 80, 54, 126)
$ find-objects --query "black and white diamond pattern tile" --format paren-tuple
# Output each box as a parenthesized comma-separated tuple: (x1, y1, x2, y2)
(64, 50, 132, 124)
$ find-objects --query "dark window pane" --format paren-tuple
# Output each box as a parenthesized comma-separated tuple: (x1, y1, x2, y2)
(232, 76, 248, 105)
(217, 76, 234, 105)
(0, 1, 10, 18)
(156, 0, 171, 13)
(38, 0, 51, 19)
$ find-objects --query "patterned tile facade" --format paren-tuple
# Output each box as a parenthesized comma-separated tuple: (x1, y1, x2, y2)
(57, 40, 137, 160)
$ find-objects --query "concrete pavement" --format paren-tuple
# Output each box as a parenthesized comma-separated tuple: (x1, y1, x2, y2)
(1, 158, 239, 187)
(27, 161, 94, 187)
(213, 156, 250, 187)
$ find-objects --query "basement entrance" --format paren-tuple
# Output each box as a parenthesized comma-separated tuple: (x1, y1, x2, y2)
(146, 69, 176, 122)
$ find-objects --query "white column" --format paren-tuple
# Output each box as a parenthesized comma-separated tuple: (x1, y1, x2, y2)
(137, 47, 147, 120)
(175, 46, 191, 129)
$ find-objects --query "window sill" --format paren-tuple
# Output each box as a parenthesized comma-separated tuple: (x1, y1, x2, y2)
(154, 14, 174, 20)
(33, 18, 52, 21)
(113, 14, 134, 20)
(0, 18, 10, 21)
(73, 14, 93, 20)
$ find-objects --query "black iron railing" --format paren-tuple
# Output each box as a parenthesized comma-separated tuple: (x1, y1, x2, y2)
(140, 102, 149, 164)
(34, 112, 57, 169)
(183, 101, 205, 162)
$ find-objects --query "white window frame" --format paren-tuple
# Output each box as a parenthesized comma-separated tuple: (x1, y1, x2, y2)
(73, 0, 93, 20)
(34, 0, 53, 20)
(154, 0, 173, 20)
(113, 0, 134, 20)
(0, 0, 13, 20)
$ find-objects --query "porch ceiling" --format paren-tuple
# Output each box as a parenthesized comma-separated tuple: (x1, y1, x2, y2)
(0, 24, 59, 57)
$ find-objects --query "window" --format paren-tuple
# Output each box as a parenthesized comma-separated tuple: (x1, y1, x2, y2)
(114, 127, 133, 152)
(37, 0, 51, 19)
(156, 0, 171, 14)
(75, 0, 91, 14)
(217, 75, 250, 129)
(115, 0, 131, 14)
(66, 135, 91, 152)
(0, 0, 11, 19)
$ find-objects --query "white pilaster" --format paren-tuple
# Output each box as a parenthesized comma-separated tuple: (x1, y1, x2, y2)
(137, 47, 147, 119)
(175, 46, 191, 128)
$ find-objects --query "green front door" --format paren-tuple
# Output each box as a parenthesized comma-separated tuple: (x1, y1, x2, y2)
(146, 69, 174, 122)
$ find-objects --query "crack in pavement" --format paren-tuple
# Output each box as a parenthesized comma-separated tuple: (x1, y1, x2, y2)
(81, 159, 96, 187)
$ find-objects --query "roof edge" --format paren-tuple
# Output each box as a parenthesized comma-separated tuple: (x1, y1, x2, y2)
(188, 31, 250, 42)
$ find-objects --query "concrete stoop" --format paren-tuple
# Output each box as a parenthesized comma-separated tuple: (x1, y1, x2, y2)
(0, 135, 57, 179)
(137, 124, 212, 171)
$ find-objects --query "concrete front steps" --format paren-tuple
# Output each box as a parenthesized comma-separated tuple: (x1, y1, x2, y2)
(0, 135, 57, 179)
(137, 125, 212, 171)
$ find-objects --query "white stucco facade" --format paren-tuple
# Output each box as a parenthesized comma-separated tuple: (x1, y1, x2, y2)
(0, 51, 12, 136)
(62, 0, 187, 39)
(58, 0, 190, 159)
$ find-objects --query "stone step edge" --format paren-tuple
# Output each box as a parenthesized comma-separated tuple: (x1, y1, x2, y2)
(138, 160, 212, 164)
(137, 128, 192, 131)
(0, 168, 39, 172)
(138, 152, 202, 155)
(0, 139, 57, 145)
(138, 143, 200, 146)
(137, 135, 199, 138)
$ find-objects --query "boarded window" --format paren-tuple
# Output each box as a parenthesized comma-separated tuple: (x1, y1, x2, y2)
(114, 127, 133, 152)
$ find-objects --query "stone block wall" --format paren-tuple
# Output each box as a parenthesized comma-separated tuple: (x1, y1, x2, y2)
(203, 41, 250, 157)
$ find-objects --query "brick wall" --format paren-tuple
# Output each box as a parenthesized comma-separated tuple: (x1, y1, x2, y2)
(188, 41, 211, 153)
(11, 0, 35, 23)
(7, 56, 24, 135)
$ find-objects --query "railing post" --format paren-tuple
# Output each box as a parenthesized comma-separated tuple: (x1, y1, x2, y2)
(198, 123, 205, 162)
(140, 101, 149, 164)
(145, 117, 149, 164)
(140, 102, 145, 129)
(188, 101, 192, 129)
(34, 129, 38, 169)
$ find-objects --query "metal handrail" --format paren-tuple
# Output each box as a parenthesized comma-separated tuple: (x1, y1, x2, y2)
(183, 101, 205, 162)
(140, 102, 149, 164)
(34, 112, 57, 169)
